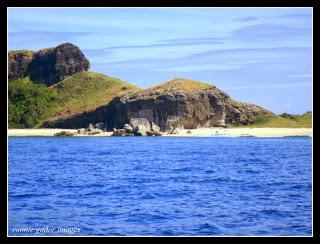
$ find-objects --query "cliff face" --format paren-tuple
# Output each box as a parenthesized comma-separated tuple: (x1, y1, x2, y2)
(27, 43, 90, 86)
(43, 78, 273, 130)
(8, 50, 35, 81)
(105, 86, 228, 130)
(8, 43, 90, 86)
(104, 79, 272, 130)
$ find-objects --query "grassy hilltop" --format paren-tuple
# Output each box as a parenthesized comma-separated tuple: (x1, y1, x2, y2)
(146, 78, 215, 93)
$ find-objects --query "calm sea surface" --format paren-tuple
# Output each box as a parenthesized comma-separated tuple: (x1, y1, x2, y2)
(8, 137, 312, 236)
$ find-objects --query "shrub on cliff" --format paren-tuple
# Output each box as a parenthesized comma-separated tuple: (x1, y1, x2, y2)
(8, 50, 35, 81)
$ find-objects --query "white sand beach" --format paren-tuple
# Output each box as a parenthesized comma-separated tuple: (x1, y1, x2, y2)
(7, 129, 112, 137)
(8, 128, 312, 137)
(165, 127, 312, 137)
(8, 129, 76, 137)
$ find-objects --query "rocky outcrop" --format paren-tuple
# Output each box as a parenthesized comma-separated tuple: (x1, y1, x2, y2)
(27, 43, 90, 86)
(151, 122, 160, 133)
(8, 50, 35, 81)
(43, 78, 273, 131)
(111, 118, 162, 136)
(8, 43, 90, 86)
(105, 86, 272, 131)
(76, 123, 104, 135)
(54, 131, 74, 136)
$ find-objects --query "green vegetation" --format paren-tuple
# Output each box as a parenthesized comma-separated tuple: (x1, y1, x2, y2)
(242, 112, 312, 128)
(8, 72, 140, 128)
(9, 77, 58, 128)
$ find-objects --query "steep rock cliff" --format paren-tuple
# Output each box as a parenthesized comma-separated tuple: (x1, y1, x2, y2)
(8, 43, 90, 86)
(27, 43, 90, 86)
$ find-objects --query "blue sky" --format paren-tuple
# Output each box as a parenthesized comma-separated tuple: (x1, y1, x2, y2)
(8, 7, 312, 114)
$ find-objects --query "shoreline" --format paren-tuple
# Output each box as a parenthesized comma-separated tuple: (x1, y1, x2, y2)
(166, 127, 312, 137)
(8, 128, 312, 138)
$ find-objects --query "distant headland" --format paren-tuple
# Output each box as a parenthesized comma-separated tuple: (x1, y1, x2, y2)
(8, 43, 312, 137)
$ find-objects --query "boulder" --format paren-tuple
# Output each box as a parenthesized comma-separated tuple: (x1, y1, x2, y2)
(88, 123, 94, 131)
(130, 118, 151, 132)
(146, 130, 162, 136)
(124, 123, 133, 133)
(111, 129, 134, 136)
(78, 128, 86, 134)
(54, 131, 74, 136)
(111, 129, 126, 136)
(90, 129, 103, 135)
(135, 129, 147, 136)
(151, 122, 160, 133)
(95, 122, 105, 130)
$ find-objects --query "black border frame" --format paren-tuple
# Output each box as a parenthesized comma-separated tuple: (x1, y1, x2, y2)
(1, 0, 319, 240)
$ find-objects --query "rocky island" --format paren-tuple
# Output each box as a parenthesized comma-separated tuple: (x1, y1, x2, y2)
(8, 43, 312, 137)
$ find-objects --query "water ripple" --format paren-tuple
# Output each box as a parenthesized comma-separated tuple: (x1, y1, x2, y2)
(8, 137, 312, 236)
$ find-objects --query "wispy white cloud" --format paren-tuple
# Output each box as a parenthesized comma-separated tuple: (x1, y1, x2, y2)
(95, 46, 310, 70)
(152, 63, 245, 72)
(82, 37, 224, 52)
(233, 16, 259, 22)
(225, 82, 311, 91)
(231, 23, 311, 41)
(276, 13, 311, 19)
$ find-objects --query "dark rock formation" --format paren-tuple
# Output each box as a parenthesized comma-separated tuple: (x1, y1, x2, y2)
(8, 50, 35, 81)
(43, 78, 273, 131)
(111, 129, 134, 137)
(27, 43, 90, 86)
(54, 131, 74, 136)
(103, 80, 273, 131)
(8, 43, 90, 86)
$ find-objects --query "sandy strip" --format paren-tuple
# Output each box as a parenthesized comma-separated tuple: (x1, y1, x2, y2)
(8, 129, 112, 137)
(164, 127, 312, 137)
(8, 128, 312, 137)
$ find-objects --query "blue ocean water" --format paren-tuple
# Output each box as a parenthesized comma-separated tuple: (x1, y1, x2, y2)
(8, 137, 312, 236)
